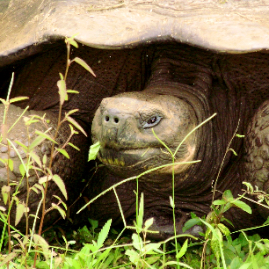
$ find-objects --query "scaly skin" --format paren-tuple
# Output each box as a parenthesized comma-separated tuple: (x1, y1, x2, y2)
(1, 43, 269, 236)
(0, 104, 88, 228)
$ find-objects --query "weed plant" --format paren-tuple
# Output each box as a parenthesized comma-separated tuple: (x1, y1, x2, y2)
(0, 37, 268, 268)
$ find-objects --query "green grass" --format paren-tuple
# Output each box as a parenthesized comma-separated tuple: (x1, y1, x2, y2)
(0, 36, 269, 269)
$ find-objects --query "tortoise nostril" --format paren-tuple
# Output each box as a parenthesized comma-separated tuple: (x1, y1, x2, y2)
(114, 117, 119, 123)
(105, 115, 109, 122)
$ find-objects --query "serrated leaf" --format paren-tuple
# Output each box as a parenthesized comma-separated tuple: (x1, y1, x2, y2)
(66, 116, 87, 137)
(2, 185, 10, 205)
(52, 174, 67, 200)
(97, 219, 112, 249)
(176, 239, 188, 259)
(9, 96, 29, 103)
(231, 200, 252, 214)
(51, 203, 66, 219)
(88, 142, 100, 161)
(73, 57, 96, 77)
(57, 79, 67, 105)
(57, 148, 70, 159)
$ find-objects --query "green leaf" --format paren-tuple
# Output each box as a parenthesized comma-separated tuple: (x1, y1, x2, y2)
(9, 96, 29, 103)
(137, 193, 144, 232)
(144, 217, 154, 230)
(213, 199, 226, 206)
(33, 234, 50, 260)
(0, 98, 7, 105)
(66, 116, 87, 137)
(39, 175, 52, 184)
(176, 239, 188, 259)
(29, 151, 42, 168)
(19, 164, 26, 177)
(182, 217, 202, 233)
(238, 263, 252, 269)
(169, 196, 175, 208)
(88, 141, 100, 161)
(97, 219, 112, 249)
(132, 233, 143, 251)
(229, 148, 238, 156)
(0, 252, 17, 267)
(53, 195, 67, 210)
(217, 223, 230, 237)
(66, 109, 79, 117)
(67, 89, 79, 94)
(7, 159, 13, 171)
(72, 57, 96, 77)
(34, 130, 57, 144)
(68, 142, 80, 151)
(51, 203, 66, 219)
(231, 200, 252, 214)
(15, 140, 28, 151)
(236, 134, 245, 138)
(15, 203, 28, 226)
(52, 174, 68, 200)
(57, 79, 67, 105)
(57, 148, 70, 159)
(66, 37, 79, 48)
(1, 185, 10, 205)
(223, 190, 234, 201)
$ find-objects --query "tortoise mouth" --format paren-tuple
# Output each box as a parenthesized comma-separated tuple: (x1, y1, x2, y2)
(98, 147, 161, 168)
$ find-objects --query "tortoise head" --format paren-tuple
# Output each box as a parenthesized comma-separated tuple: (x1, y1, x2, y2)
(91, 92, 198, 178)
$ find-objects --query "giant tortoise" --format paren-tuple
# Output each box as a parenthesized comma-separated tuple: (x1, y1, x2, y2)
(1, 0, 269, 237)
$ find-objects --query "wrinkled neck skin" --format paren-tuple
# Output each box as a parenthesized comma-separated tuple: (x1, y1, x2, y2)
(140, 85, 208, 194)
(138, 52, 246, 205)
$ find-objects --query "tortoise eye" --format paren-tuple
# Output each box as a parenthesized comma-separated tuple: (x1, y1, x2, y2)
(143, 115, 162, 128)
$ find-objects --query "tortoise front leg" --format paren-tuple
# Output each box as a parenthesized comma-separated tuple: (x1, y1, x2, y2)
(0, 104, 88, 229)
(245, 100, 269, 219)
